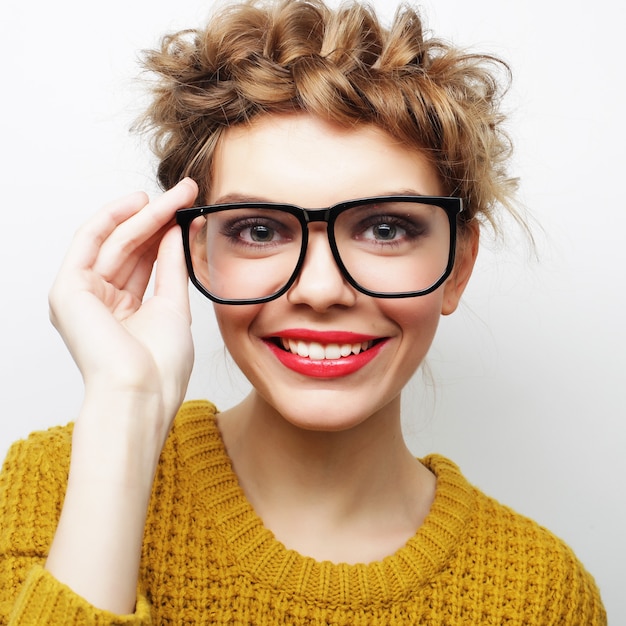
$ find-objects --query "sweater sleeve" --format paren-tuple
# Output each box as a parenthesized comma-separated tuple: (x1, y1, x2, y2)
(547, 536, 607, 626)
(0, 427, 152, 625)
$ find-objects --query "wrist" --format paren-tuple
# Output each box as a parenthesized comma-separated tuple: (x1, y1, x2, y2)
(45, 389, 174, 614)
(72, 388, 176, 482)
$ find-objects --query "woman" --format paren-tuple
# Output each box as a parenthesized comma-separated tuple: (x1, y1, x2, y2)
(0, 0, 605, 623)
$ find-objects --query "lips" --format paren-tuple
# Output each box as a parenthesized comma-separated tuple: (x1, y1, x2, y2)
(264, 329, 387, 378)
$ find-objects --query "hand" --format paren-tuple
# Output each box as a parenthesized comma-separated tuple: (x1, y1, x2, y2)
(49, 178, 199, 442)
(44, 179, 199, 613)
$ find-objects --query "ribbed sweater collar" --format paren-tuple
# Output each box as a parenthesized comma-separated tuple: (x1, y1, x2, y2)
(174, 400, 476, 605)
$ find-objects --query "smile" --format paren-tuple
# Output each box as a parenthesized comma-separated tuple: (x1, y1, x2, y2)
(264, 330, 387, 378)
(278, 338, 374, 360)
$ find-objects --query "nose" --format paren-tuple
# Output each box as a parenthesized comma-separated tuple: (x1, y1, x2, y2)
(286, 224, 357, 311)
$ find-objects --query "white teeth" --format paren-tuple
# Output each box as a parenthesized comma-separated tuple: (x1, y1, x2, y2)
(279, 338, 374, 359)
(308, 342, 325, 360)
(325, 344, 341, 360)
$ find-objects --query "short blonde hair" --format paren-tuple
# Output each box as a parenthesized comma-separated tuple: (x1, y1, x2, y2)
(140, 0, 517, 232)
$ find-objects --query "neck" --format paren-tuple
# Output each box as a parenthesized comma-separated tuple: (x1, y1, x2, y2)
(217, 391, 436, 563)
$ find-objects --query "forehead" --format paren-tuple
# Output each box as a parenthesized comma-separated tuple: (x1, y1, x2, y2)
(209, 114, 444, 206)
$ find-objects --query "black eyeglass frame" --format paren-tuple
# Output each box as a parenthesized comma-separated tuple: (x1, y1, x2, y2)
(175, 195, 463, 305)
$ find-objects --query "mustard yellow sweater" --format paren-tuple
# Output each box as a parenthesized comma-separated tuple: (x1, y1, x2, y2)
(0, 400, 605, 625)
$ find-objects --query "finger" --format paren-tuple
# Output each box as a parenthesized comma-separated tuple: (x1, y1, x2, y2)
(118, 244, 159, 304)
(93, 179, 198, 282)
(117, 217, 184, 301)
(61, 191, 150, 273)
(152, 225, 191, 320)
(49, 190, 153, 324)
(102, 220, 174, 294)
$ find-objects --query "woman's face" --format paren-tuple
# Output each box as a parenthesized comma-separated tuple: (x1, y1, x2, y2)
(208, 114, 476, 431)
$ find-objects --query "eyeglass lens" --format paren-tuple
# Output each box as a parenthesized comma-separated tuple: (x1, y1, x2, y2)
(186, 200, 452, 302)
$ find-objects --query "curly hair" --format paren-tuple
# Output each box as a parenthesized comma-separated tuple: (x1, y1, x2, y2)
(138, 0, 518, 232)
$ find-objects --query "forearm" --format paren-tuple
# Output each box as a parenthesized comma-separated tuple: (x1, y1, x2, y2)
(40, 180, 197, 616)
(44, 392, 167, 615)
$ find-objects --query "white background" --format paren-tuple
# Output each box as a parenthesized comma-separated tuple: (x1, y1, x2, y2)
(1, 0, 623, 621)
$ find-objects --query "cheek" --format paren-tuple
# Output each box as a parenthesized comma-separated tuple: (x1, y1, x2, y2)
(374, 294, 444, 393)
(378, 291, 444, 338)
(376, 293, 444, 374)
(213, 303, 262, 357)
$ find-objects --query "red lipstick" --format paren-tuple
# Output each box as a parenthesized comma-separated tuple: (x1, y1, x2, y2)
(271, 329, 377, 343)
(264, 329, 387, 378)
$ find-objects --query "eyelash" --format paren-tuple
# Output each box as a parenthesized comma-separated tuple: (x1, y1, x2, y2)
(220, 217, 294, 246)
(353, 214, 428, 241)
(215, 209, 430, 250)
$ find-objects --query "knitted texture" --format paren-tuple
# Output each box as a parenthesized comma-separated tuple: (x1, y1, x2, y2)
(0, 400, 606, 625)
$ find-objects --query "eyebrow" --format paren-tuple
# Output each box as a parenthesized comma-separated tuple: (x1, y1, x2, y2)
(212, 193, 274, 204)
(211, 189, 432, 206)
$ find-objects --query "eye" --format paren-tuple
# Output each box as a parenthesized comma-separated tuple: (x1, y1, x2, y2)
(224, 218, 289, 245)
(337, 200, 435, 247)
(243, 223, 277, 243)
(213, 209, 300, 252)
(367, 222, 404, 241)
(355, 214, 425, 244)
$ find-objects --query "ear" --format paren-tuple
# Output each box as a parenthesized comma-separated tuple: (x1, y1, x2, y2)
(441, 223, 479, 315)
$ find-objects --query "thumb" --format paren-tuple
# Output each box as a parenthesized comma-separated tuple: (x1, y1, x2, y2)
(153, 224, 191, 321)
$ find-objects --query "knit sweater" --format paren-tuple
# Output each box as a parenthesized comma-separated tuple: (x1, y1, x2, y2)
(0, 400, 605, 625)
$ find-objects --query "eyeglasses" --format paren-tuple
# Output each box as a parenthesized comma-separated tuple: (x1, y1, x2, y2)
(176, 195, 463, 305)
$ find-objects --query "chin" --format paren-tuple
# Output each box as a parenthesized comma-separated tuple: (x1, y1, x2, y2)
(263, 390, 400, 434)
